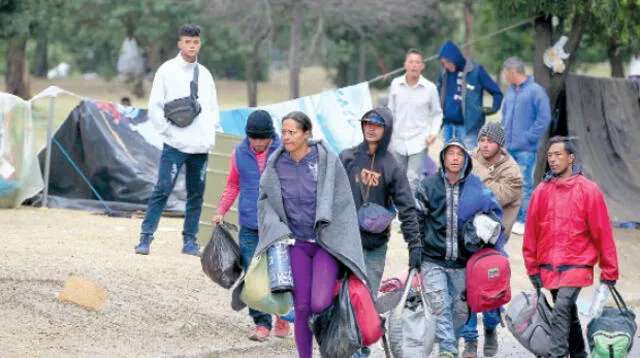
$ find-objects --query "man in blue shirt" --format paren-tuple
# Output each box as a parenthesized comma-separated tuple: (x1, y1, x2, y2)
(501, 56, 551, 235)
(438, 40, 503, 149)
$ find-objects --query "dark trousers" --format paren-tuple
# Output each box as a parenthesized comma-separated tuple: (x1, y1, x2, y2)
(549, 287, 587, 358)
(141, 144, 208, 240)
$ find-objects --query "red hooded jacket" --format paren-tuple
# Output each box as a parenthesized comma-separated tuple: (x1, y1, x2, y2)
(523, 173, 619, 289)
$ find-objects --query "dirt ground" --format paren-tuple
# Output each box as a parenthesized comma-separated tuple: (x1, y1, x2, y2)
(1, 207, 639, 357)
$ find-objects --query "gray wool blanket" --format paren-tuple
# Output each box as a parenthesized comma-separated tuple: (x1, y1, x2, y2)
(256, 139, 368, 284)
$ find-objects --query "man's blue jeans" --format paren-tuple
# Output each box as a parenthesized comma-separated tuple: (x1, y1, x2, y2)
(508, 150, 537, 223)
(239, 226, 273, 329)
(460, 309, 502, 341)
(422, 261, 467, 355)
(443, 122, 478, 149)
(141, 144, 208, 241)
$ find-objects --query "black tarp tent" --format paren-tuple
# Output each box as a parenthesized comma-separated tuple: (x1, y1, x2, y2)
(35, 99, 186, 214)
(564, 75, 640, 223)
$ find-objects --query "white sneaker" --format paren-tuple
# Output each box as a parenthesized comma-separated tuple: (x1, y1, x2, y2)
(512, 222, 525, 236)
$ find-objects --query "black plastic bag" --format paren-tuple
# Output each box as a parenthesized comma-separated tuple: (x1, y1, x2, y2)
(310, 276, 362, 358)
(200, 222, 242, 289)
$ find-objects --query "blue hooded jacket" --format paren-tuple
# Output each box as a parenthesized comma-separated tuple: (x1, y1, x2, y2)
(437, 40, 504, 136)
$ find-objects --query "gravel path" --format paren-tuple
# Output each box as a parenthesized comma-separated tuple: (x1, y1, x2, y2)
(1, 207, 638, 357)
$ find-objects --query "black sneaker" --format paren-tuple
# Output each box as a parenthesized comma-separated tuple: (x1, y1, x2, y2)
(484, 328, 499, 357)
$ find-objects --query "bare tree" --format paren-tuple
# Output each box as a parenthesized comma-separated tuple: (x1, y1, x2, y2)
(5, 35, 30, 99)
(463, 0, 473, 58)
(289, 0, 303, 99)
(204, 0, 274, 106)
(320, 0, 437, 84)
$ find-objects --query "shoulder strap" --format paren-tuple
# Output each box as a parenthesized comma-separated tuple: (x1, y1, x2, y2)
(190, 64, 199, 99)
(360, 153, 376, 202)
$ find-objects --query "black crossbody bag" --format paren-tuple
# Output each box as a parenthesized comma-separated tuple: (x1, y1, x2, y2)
(163, 63, 201, 128)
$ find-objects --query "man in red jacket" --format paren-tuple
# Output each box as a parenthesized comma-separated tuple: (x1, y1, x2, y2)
(523, 136, 619, 358)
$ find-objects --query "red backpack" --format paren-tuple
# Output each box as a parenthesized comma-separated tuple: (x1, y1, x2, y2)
(466, 248, 511, 312)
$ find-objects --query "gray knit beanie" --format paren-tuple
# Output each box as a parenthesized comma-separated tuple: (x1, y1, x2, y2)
(478, 121, 505, 147)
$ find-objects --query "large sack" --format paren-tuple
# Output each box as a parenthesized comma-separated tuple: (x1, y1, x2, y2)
(311, 277, 362, 358)
(240, 252, 292, 315)
(387, 269, 436, 358)
(200, 223, 242, 289)
(587, 286, 637, 358)
(505, 290, 553, 356)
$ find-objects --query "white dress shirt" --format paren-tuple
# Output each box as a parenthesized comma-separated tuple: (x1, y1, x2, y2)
(388, 74, 443, 156)
(148, 53, 220, 154)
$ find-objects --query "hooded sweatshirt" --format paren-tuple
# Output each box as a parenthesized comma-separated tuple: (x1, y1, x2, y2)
(437, 41, 503, 135)
(415, 138, 505, 268)
(339, 106, 422, 250)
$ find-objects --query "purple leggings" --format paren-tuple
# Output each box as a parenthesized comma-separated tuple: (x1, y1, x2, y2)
(290, 240, 339, 358)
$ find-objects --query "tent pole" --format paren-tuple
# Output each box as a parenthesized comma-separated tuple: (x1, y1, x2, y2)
(43, 96, 55, 207)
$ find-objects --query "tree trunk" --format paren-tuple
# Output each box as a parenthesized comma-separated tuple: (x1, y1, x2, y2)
(245, 60, 258, 107)
(463, 0, 473, 58)
(33, 36, 49, 78)
(608, 41, 625, 78)
(336, 61, 349, 88)
(357, 35, 366, 83)
(5, 35, 30, 99)
(288, 0, 302, 99)
(533, 12, 591, 185)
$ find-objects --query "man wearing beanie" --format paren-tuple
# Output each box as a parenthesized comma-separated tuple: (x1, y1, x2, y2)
(460, 121, 523, 357)
(501, 56, 551, 235)
(211, 110, 289, 341)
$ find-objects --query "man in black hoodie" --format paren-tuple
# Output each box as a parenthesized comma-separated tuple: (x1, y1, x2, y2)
(415, 138, 505, 358)
(340, 106, 423, 299)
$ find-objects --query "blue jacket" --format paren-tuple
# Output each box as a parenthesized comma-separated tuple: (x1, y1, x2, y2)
(502, 76, 552, 151)
(236, 135, 281, 229)
(437, 41, 503, 136)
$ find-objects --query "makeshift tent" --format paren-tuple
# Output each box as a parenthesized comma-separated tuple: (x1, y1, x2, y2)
(36, 99, 186, 213)
(563, 74, 640, 223)
(0, 93, 43, 208)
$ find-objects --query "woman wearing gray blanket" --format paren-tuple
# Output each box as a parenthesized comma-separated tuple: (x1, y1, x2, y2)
(255, 111, 368, 358)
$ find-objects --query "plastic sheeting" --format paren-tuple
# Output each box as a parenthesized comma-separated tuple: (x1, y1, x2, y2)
(36, 99, 186, 213)
(565, 75, 640, 223)
(0, 93, 44, 208)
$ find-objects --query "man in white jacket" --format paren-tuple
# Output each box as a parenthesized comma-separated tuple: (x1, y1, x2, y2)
(135, 24, 220, 256)
(387, 48, 443, 192)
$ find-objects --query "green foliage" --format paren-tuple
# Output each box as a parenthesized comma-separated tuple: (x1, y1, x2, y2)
(472, 1, 535, 78)
(488, 0, 589, 17)
(36, 0, 267, 81)
(322, 3, 458, 89)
